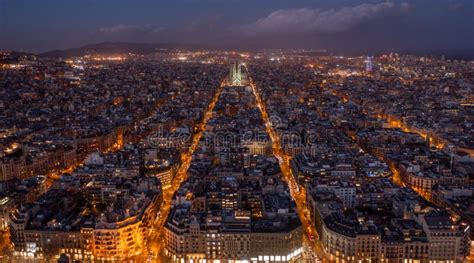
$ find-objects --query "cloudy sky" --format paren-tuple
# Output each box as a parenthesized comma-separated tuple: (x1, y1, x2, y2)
(0, 0, 473, 54)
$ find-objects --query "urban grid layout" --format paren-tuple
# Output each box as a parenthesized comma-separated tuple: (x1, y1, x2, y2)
(0, 2, 473, 262)
(0, 51, 473, 263)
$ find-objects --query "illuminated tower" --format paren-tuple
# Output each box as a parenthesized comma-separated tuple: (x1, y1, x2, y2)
(229, 60, 242, 86)
(365, 56, 373, 72)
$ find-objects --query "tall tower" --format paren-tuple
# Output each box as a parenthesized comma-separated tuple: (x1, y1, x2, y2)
(229, 60, 242, 86)
(365, 56, 373, 72)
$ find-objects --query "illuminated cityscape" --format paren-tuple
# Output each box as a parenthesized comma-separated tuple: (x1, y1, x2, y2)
(1, 1, 474, 262)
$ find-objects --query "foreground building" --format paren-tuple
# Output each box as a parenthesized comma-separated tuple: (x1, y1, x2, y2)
(9, 152, 162, 261)
(308, 182, 470, 262)
(164, 167, 303, 262)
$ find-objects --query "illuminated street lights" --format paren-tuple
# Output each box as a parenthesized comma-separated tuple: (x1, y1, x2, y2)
(149, 80, 226, 260)
(244, 65, 327, 261)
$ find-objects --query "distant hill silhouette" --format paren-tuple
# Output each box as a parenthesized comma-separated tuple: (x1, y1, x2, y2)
(39, 42, 190, 58)
(4, 41, 473, 60)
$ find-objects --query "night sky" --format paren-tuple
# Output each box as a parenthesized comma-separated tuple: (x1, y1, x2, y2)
(1, 0, 473, 54)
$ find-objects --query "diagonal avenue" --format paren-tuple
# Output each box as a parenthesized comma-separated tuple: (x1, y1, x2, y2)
(245, 65, 327, 262)
(148, 80, 226, 261)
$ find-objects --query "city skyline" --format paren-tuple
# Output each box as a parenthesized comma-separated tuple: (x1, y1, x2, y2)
(1, 1, 473, 262)
(1, 49, 473, 262)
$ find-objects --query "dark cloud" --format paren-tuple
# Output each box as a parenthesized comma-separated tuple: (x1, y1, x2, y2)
(186, 15, 223, 33)
(238, 2, 411, 36)
(447, 2, 464, 12)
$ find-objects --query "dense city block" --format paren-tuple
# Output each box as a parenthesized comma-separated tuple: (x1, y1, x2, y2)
(1, 50, 473, 262)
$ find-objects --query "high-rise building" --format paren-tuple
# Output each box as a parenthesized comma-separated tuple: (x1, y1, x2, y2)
(366, 56, 373, 72)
